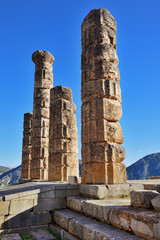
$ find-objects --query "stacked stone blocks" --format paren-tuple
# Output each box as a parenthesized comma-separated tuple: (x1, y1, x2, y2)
(30, 51, 54, 180)
(21, 113, 33, 179)
(49, 86, 79, 181)
(21, 50, 79, 181)
(81, 9, 126, 184)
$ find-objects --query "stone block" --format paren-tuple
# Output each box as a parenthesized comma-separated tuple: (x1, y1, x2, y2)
(0, 216, 4, 230)
(32, 127, 49, 138)
(35, 69, 53, 81)
(151, 195, 160, 212)
(82, 120, 123, 144)
(131, 190, 159, 209)
(83, 201, 104, 221)
(34, 78, 53, 92)
(32, 137, 48, 148)
(49, 124, 77, 140)
(34, 198, 66, 211)
(82, 142, 125, 163)
(106, 184, 130, 197)
(29, 211, 51, 226)
(153, 222, 160, 240)
(82, 98, 122, 122)
(108, 209, 120, 228)
(32, 118, 49, 128)
(39, 190, 56, 199)
(131, 219, 153, 239)
(4, 213, 30, 229)
(66, 196, 86, 213)
(79, 184, 108, 199)
(30, 229, 55, 240)
(82, 21, 117, 50)
(9, 199, 34, 215)
(82, 9, 117, 33)
(0, 202, 10, 216)
(53, 209, 80, 231)
(49, 164, 79, 182)
(50, 99, 76, 114)
(50, 86, 72, 101)
(49, 152, 78, 166)
(49, 138, 78, 154)
(0, 233, 22, 240)
(68, 176, 78, 184)
(81, 162, 126, 184)
(82, 79, 121, 102)
(31, 147, 48, 159)
(82, 43, 118, 67)
(82, 59, 120, 82)
(33, 108, 49, 119)
(49, 224, 78, 240)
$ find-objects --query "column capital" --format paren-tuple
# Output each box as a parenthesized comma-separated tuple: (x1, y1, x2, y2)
(32, 50, 54, 65)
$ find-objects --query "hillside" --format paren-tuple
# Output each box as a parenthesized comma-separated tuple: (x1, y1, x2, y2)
(127, 153, 160, 180)
(0, 165, 21, 187)
(0, 166, 11, 175)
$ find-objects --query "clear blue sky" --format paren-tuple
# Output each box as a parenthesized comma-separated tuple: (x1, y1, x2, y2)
(0, 0, 160, 168)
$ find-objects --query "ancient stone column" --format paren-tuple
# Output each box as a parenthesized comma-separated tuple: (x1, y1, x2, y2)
(49, 86, 79, 181)
(21, 112, 33, 179)
(30, 50, 54, 180)
(81, 9, 127, 184)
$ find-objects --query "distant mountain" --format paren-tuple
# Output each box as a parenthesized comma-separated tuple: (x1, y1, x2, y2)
(0, 165, 21, 187)
(127, 153, 160, 180)
(0, 166, 11, 175)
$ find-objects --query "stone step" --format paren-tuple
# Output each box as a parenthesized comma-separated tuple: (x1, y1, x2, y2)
(53, 209, 143, 240)
(0, 233, 22, 240)
(30, 229, 56, 240)
(49, 224, 79, 240)
(66, 196, 160, 239)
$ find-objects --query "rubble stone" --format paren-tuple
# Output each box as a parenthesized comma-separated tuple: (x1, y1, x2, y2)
(131, 190, 159, 209)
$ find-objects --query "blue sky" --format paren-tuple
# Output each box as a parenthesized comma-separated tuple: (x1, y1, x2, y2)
(0, 0, 160, 168)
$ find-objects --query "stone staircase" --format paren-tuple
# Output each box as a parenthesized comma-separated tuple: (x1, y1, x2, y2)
(51, 195, 160, 240)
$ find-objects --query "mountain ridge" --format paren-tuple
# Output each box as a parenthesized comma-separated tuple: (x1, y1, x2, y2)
(126, 152, 160, 180)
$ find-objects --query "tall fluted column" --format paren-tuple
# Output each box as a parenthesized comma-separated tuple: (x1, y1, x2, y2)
(81, 9, 127, 184)
(21, 113, 33, 179)
(30, 50, 54, 179)
(49, 86, 79, 181)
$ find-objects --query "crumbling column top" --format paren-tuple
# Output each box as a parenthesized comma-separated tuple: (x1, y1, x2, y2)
(82, 8, 117, 32)
(32, 50, 54, 64)
(50, 86, 72, 101)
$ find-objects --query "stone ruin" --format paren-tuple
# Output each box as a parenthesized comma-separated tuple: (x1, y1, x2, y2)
(21, 8, 127, 184)
(48, 86, 79, 181)
(81, 9, 126, 184)
(21, 51, 79, 181)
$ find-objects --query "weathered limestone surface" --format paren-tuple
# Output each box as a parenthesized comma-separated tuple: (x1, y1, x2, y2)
(53, 209, 143, 240)
(30, 50, 54, 180)
(21, 113, 33, 179)
(0, 182, 79, 233)
(48, 86, 79, 181)
(81, 8, 126, 184)
(151, 195, 160, 212)
(131, 190, 159, 209)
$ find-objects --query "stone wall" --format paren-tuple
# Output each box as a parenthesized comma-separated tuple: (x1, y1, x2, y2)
(81, 9, 126, 184)
(0, 183, 79, 235)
